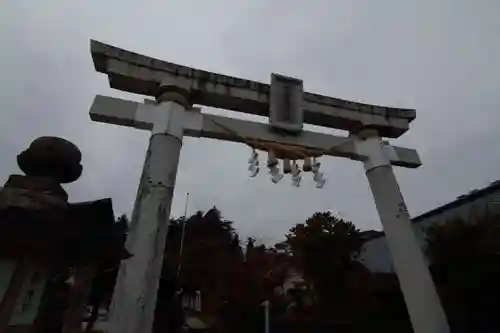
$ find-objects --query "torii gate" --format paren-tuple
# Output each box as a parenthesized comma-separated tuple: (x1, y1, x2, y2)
(88, 40, 449, 333)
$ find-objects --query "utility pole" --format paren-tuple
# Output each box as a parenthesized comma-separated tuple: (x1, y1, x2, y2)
(177, 192, 190, 278)
(262, 300, 270, 333)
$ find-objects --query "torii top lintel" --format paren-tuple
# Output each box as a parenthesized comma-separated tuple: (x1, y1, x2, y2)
(91, 40, 415, 138)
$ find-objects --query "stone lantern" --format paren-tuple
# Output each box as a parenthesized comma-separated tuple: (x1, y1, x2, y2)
(0, 137, 130, 333)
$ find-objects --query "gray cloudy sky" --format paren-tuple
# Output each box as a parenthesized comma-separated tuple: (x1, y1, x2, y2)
(1, 0, 499, 244)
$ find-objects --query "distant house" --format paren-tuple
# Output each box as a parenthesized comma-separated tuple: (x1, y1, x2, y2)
(360, 181, 500, 273)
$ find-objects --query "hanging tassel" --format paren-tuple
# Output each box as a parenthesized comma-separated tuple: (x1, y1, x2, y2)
(292, 173, 302, 187)
(269, 165, 284, 183)
(249, 165, 260, 177)
(291, 160, 300, 176)
(248, 149, 259, 177)
(313, 171, 326, 188)
(311, 157, 321, 173)
(291, 161, 301, 187)
(313, 171, 323, 182)
(316, 177, 326, 188)
(248, 149, 258, 163)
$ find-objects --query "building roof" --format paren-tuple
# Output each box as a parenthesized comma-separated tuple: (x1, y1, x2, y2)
(359, 230, 385, 241)
(412, 180, 500, 223)
(366, 180, 500, 241)
(0, 196, 130, 263)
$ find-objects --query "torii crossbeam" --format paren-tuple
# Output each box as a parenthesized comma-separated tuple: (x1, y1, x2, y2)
(89, 40, 449, 333)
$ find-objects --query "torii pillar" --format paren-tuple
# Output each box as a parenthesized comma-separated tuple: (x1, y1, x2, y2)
(102, 88, 191, 333)
(88, 40, 449, 333)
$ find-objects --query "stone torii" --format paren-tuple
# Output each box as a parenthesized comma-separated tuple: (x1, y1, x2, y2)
(89, 40, 449, 333)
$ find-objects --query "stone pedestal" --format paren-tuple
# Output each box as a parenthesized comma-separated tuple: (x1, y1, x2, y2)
(0, 137, 129, 333)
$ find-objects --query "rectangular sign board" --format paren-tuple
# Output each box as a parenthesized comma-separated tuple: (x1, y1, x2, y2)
(270, 73, 303, 134)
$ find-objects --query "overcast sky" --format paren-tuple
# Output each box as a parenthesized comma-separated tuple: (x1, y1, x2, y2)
(1, 0, 499, 244)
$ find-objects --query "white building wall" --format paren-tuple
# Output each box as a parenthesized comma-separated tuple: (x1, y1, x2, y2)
(360, 187, 500, 273)
(359, 237, 393, 273)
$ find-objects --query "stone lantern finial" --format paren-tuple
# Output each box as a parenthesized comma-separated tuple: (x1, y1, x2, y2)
(16, 136, 83, 184)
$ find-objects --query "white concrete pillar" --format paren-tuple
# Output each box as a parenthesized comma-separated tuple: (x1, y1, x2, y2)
(355, 129, 449, 333)
(107, 90, 188, 333)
